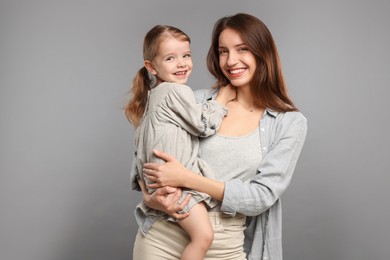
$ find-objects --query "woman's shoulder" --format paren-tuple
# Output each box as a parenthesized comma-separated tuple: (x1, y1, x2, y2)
(267, 109, 306, 121)
(273, 110, 308, 131)
(264, 109, 307, 130)
(282, 110, 307, 122)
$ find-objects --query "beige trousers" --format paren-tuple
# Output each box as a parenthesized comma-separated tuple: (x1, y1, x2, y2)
(133, 212, 246, 260)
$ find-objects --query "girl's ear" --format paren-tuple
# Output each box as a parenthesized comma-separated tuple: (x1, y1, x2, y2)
(144, 60, 157, 75)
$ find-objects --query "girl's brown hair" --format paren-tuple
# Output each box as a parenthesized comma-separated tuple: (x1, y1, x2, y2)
(207, 13, 297, 112)
(125, 25, 191, 126)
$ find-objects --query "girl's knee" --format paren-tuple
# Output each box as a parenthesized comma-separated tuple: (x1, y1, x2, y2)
(195, 228, 214, 250)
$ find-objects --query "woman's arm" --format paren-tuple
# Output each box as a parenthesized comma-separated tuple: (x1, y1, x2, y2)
(137, 178, 191, 219)
(220, 113, 307, 216)
(144, 113, 307, 217)
(144, 150, 225, 201)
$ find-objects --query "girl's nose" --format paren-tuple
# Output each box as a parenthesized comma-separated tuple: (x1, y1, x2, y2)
(177, 58, 187, 67)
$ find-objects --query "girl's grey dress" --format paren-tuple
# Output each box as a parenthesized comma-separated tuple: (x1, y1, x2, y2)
(130, 82, 227, 232)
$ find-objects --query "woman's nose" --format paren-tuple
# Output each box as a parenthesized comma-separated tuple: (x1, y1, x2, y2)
(227, 52, 238, 66)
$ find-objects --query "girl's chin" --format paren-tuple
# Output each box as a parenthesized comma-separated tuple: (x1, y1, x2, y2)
(173, 78, 188, 84)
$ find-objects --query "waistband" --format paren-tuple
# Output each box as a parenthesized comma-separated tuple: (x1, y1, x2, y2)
(207, 212, 246, 225)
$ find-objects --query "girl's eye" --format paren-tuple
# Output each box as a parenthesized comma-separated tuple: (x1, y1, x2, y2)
(183, 53, 191, 58)
(165, 56, 174, 61)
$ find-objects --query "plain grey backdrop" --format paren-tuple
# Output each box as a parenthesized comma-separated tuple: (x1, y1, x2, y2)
(1, 0, 389, 259)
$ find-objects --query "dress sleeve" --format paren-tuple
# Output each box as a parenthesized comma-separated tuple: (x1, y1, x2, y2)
(163, 83, 227, 137)
(220, 113, 308, 216)
(129, 134, 141, 191)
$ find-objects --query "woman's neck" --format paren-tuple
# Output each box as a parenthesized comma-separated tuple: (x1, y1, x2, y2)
(234, 86, 256, 111)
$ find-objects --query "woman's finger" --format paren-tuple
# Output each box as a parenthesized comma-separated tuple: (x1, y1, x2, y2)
(144, 175, 157, 182)
(143, 163, 159, 170)
(147, 183, 161, 189)
(178, 194, 191, 209)
(143, 168, 155, 176)
(152, 149, 175, 162)
(154, 186, 177, 195)
(171, 212, 190, 220)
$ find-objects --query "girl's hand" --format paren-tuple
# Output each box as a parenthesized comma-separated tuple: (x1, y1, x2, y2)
(138, 179, 191, 219)
(143, 149, 189, 189)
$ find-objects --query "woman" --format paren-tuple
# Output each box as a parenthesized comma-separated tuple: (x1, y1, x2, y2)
(135, 13, 307, 260)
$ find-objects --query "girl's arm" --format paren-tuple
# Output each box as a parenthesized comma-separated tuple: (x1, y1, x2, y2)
(163, 83, 235, 137)
(144, 150, 225, 201)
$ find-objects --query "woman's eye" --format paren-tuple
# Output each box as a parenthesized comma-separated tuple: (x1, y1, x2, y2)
(218, 49, 228, 55)
(238, 47, 249, 52)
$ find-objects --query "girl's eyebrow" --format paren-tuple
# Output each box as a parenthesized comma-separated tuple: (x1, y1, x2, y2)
(160, 53, 174, 59)
(162, 51, 191, 59)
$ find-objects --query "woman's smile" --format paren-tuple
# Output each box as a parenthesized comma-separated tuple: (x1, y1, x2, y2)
(228, 68, 246, 78)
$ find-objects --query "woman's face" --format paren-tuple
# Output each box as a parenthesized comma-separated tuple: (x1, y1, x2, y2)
(218, 28, 257, 89)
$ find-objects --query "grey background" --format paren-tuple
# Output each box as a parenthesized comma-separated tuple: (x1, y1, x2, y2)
(1, 0, 389, 260)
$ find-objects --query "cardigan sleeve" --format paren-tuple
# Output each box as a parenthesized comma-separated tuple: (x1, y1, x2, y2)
(220, 113, 307, 216)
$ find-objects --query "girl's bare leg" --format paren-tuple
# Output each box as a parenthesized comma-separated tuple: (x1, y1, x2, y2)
(178, 203, 214, 260)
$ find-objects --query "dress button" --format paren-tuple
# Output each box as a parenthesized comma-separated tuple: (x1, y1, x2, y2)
(260, 127, 265, 132)
(262, 147, 267, 151)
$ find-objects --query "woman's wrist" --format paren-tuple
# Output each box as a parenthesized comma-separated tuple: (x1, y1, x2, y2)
(181, 168, 193, 188)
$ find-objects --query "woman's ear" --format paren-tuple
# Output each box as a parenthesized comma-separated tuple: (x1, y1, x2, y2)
(144, 60, 157, 75)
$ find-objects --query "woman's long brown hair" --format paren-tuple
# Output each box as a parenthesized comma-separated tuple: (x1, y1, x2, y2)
(207, 13, 298, 112)
(125, 25, 191, 126)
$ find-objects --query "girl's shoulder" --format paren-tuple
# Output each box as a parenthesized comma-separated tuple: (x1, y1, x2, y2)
(156, 82, 193, 96)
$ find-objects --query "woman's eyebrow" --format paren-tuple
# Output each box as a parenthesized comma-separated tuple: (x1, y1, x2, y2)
(218, 43, 246, 48)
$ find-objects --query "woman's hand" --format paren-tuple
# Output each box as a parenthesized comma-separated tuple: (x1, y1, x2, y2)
(143, 149, 189, 189)
(144, 149, 226, 202)
(138, 178, 191, 220)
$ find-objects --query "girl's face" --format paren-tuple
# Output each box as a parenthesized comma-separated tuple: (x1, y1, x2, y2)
(146, 37, 192, 85)
(218, 28, 257, 89)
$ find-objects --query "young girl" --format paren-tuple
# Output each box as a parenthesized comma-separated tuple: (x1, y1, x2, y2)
(125, 25, 234, 260)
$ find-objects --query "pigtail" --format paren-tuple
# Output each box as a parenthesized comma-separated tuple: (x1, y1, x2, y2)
(125, 67, 152, 127)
